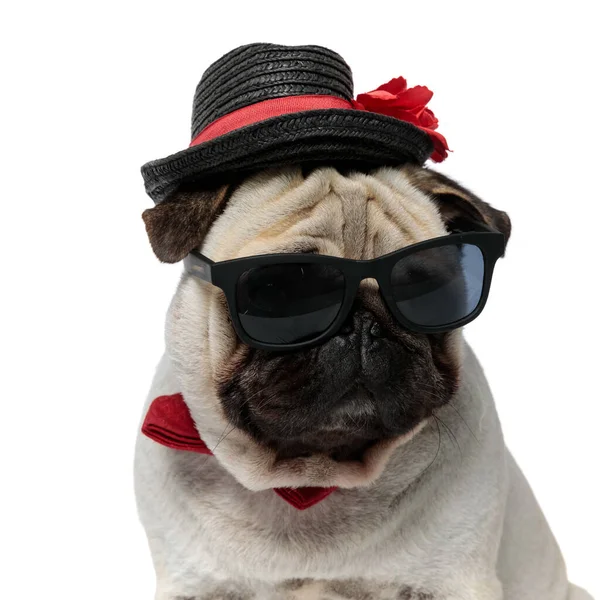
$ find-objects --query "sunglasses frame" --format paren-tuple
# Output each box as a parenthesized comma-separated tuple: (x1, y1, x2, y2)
(183, 231, 506, 351)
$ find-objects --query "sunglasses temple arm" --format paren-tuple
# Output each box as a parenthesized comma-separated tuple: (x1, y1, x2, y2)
(183, 251, 214, 284)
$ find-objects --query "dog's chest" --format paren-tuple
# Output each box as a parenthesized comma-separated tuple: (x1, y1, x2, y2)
(162, 469, 470, 599)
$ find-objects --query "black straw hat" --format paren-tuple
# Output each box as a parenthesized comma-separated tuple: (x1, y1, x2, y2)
(141, 43, 445, 204)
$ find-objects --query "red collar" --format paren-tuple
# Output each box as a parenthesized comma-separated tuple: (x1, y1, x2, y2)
(142, 394, 337, 510)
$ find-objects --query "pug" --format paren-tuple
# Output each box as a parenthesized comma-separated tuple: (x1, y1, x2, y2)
(134, 164, 592, 600)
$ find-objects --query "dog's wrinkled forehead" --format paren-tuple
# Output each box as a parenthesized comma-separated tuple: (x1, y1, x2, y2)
(201, 166, 448, 263)
(142, 163, 510, 266)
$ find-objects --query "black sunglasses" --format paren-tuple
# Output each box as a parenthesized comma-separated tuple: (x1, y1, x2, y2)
(183, 231, 506, 351)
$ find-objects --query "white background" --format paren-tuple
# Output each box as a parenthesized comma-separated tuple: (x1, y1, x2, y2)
(1, 1, 598, 598)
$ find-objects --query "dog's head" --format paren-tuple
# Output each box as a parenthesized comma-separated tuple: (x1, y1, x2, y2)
(142, 165, 510, 490)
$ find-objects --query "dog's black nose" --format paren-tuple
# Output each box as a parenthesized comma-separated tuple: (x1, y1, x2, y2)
(331, 308, 391, 383)
(340, 308, 386, 345)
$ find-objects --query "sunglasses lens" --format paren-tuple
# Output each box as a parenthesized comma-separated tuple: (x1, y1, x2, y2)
(236, 263, 345, 345)
(391, 243, 485, 328)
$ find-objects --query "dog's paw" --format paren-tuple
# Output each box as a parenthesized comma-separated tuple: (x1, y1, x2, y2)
(171, 591, 254, 600)
(161, 582, 256, 600)
(277, 578, 436, 600)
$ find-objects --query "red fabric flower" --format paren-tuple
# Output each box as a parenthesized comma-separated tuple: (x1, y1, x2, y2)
(352, 77, 450, 163)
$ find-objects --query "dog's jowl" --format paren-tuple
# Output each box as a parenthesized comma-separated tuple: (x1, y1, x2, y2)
(135, 43, 592, 600)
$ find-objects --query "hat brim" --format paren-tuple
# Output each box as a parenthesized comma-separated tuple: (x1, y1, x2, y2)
(140, 108, 434, 203)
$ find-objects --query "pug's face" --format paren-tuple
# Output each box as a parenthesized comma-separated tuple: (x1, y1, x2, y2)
(142, 165, 510, 490)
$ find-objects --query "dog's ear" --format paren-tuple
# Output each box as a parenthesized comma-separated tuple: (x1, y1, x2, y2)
(404, 166, 511, 244)
(142, 184, 231, 263)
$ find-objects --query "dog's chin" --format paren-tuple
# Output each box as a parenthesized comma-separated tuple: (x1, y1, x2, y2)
(239, 386, 426, 474)
(270, 423, 426, 469)
(245, 417, 430, 491)
(274, 435, 381, 463)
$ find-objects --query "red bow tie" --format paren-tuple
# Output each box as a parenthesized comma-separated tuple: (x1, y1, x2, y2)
(142, 394, 337, 510)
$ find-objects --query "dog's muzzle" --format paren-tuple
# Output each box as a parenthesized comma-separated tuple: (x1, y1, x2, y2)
(234, 308, 431, 462)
